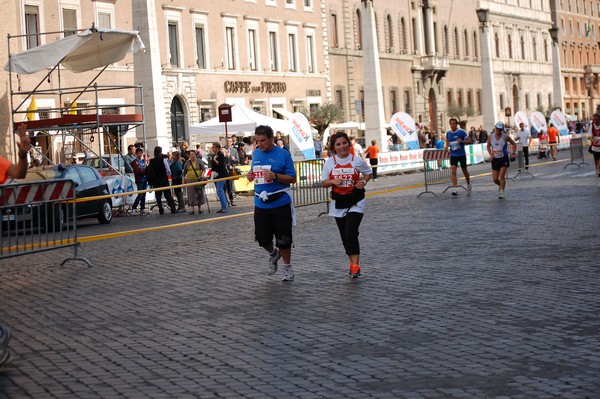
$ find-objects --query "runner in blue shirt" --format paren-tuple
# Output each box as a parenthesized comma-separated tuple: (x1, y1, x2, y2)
(444, 118, 472, 196)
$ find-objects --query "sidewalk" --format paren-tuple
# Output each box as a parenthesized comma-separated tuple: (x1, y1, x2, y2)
(1, 156, 599, 398)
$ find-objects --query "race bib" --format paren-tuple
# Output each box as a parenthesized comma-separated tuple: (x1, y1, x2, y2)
(492, 149, 503, 158)
(252, 165, 272, 184)
(332, 168, 355, 188)
(450, 141, 461, 151)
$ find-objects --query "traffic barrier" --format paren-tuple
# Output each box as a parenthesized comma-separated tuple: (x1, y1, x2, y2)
(293, 159, 329, 213)
(0, 179, 91, 266)
(564, 137, 589, 169)
(418, 149, 455, 197)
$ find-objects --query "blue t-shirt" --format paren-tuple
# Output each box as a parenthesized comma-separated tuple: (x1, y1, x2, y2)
(252, 145, 296, 209)
(446, 129, 468, 157)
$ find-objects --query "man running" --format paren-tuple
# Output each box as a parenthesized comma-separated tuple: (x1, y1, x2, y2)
(246, 125, 297, 281)
(444, 118, 472, 196)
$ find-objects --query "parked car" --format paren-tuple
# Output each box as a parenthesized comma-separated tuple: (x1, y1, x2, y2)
(5, 164, 112, 230)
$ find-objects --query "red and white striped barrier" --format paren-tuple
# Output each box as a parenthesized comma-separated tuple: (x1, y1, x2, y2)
(0, 180, 74, 206)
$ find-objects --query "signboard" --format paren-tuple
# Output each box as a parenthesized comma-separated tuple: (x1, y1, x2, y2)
(550, 109, 569, 135)
(514, 111, 529, 128)
(390, 112, 419, 150)
(289, 112, 316, 160)
(529, 111, 548, 133)
(218, 103, 232, 123)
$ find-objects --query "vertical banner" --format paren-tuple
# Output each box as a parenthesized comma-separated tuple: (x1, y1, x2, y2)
(289, 112, 316, 160)
(529, 111, 548, 133)
(390, 112, 419, 150)
(550, 109, 569, 136)
(514, 111, 529, 128)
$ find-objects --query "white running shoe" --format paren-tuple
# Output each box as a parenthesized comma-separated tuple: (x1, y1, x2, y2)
(466, 184, 472, 195)
(268, 248, 281, 275)
(282, 265, 295, 281)
(499, 190, 505, 199)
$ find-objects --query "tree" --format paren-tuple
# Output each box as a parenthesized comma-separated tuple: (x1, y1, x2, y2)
(303, 103, 343, 136)
(447, 103, 475, 129)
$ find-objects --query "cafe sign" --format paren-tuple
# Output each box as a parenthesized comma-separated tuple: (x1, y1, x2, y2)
(224, 81, 287, 94)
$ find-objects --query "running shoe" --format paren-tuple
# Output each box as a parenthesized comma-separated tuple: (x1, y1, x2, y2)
(451, 190, 458, 197)
(349, 263, 361, 278)
(499, 190, 505, 199)
(268, 248, 281, 275)
(282, 265, 295, 281)
(466, 184, 472, 195)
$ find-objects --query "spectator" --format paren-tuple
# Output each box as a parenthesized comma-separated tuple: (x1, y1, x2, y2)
(211, 142, 229, 213)
(246, 125, 297, 281)
(515, 122, 532, 170)
(314, 134, 323, 158)
(364, 139, 380, 181)
(349, 136, 364, 157)
(183, 150, 208, 214)
(147, 146, 178, 215)
(478, 125, 488, 144)
(122, 144, 136, 174)
(131, 148, 148, 215)
(418, 130, 428, 149)
(389, 131, 402, 151)
(1, 123, 30, 184)
(469, 126, 478, 144)
(170, 151, 186, 212)
(547, 123, 560, 161)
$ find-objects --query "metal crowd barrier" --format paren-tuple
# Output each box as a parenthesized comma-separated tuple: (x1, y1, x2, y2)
(418, 149, 454, 197)
(0, 179, 91, 266)
(293, 159, 329, 214)
(564, 137, 589, 169)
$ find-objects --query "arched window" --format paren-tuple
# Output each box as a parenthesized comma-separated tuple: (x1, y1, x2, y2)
(545, 39, 550, 62)
(520, 35, 526, 60)
(453, 27, 460, 58)
(508, 34, 513, 59)
(533, 38, 538, 61)
(473, 31, 478, 60)
(385, 14, 393, 51)
(464, 29, 469, 58)
(354, 9, 362, 50)
(443, 25, 449, 56)
(400, 17, 407, 53)
(170, 96, 186, 145)
(494, 32, 500, 58)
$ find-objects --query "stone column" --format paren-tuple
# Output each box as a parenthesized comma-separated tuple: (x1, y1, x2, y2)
(551, 39, 564, 110)
(132, 0, 169, 150)
(479, 22, 498, 134)
(361, 0, 387, 147)
(423, 3, 435, 56)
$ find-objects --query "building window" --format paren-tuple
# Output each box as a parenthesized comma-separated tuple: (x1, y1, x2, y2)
(331, 13, 339, 48)
(457, 89, 464, 107)
(520, 35, 526, 60)
(195, 26, 206, 69)
(494, 32, 500, 58)
(499, 93, 505, 109)
(306, 34, 316, 73)
(385, 14, 393, 52)
(453, 27, 460, 58)
(467, 90, 473, 109)
(525, 93, 530, 109)
(508, 34, 513, 59)
(334, 86, 346, 119)
(404, 89, 412, 114)
(25, 5, 40, 49)
(533, 38, 538, 61)
(476, 90, 482, 114)
(62, 8, 77, 37)
(269, 31, 279, 71)
(168, 22, 180, 67)
(472, 31, 478, 60)
(248, 29, 258, 71)
(288, 33, 298, 72)
(564, 77, 570, 93)
(447, 89, 454, 105)
(401, 18, 408, 54)
(225, 26, 236, 70)
(390, 88, 399, 115)
(304, 0, 312, 8)
(464, 29, 469, 59)
(355, 10, 362, 50)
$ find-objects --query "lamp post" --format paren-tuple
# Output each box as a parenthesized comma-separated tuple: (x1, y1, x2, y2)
(476, 8, 498, 133)
(549, 26, 564, 114)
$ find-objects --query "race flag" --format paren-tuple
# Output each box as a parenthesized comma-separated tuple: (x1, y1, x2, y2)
(26, 95, 37, 121)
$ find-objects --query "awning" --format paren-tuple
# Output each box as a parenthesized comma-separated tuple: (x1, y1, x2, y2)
(5, 28, 145, 74)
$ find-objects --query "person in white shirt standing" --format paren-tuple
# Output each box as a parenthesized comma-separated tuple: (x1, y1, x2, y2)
(515, 122, 532, 170)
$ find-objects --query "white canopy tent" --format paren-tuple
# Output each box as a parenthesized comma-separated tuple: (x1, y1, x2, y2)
(189, 104, 292, 139)
(5, 28, 145, 74)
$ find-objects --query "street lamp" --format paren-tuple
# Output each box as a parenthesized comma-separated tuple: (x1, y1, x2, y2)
(476, 8, 497, 133)
(549, 26, 558, 43)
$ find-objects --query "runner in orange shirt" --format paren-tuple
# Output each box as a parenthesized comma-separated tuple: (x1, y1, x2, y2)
(364, 139, 380, 181)
(547, 123, 560, 161)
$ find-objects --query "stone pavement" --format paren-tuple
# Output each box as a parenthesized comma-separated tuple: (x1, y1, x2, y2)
(1, 153, 599, 398)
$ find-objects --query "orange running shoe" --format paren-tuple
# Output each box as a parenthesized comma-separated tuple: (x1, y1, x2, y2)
(349, 263, 361, 278)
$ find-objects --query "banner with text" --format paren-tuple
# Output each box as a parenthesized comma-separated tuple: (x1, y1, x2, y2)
(289, 112, 316, 160)
(390, 112, 419, 150)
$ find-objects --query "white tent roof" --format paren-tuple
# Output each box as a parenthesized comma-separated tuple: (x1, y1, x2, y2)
(5, 28, 145, 74)
(189, 104, 292, 137)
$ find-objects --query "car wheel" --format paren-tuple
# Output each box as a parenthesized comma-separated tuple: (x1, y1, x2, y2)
(98, 200, 113, 224)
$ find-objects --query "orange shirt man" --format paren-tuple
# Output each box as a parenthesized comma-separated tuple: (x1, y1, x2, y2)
(364, 140, 380, 181)
(547, 123, 560, 160)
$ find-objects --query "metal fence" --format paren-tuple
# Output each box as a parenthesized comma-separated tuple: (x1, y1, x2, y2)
(0, 179, 90, 266)
(418, 149, 454, 197)
(509, 142, 534, 179)
(293, 159, 329, 213)
(564, 137, 589, 169)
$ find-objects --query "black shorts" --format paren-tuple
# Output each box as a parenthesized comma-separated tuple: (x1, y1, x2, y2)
(491, 156, 510, 171)
(450, 155, 468, 167)
(254, 204, 293, 249)
(592, 150, 600, 161)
